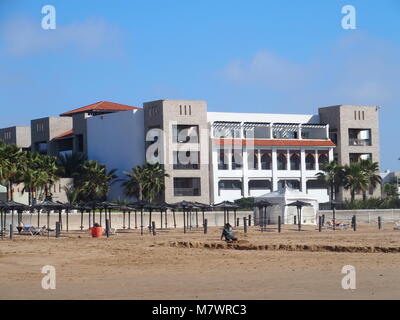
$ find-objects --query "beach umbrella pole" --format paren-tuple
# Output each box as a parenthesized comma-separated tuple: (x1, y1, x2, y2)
(128, 211, 131, 229)
(173, 209, 176, 229)
(140, 208, 143, 235)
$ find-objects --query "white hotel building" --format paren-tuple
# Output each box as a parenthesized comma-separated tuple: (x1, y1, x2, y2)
(87, 100, 341, 205)
(208, 112, 334, 204)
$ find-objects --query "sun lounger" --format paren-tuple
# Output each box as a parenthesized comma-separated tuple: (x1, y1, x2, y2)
(324, 220, 349, 230)
(20, 225, 45, 236)
(103, 227, 117, 235)
(394, 222, 400, 230)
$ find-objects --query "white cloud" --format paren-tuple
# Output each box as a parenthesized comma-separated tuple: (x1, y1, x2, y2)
(0, 16, 126, 57)
(218, 32, 400, 107)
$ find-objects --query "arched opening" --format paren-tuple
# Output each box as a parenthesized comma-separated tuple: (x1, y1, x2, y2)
(305, 153, 315, 170)
(318, 152, 329, 167)
(247, 151, 258, 170)
(277, 153, 287, 170)
(260, 151, 272, 170)
(290, 153, 300, 170)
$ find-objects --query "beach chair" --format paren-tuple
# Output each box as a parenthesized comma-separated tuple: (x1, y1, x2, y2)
(394, 222, 400, 230)
(20, 225, 45, 236)
(103, 227, 118, 235)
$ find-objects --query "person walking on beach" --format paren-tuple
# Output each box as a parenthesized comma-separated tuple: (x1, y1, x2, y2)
(221, 223, 237, 243)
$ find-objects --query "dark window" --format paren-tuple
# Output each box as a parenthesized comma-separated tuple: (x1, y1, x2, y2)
(279, 180, 300, 190)
(173, 125, 199, 143)
(247, 151, 258, 170)
(248, 180, 271, 190)
(77, 134, 84, 152)
(260, 151, 272, 170)
(174, 178, 201, 196)
(277, 152, 287, 170)
(306, 180, 327, 189)
(290, 152, 300, 170)
(218, 180, 242, 190)
(318, 153, 329, 166)
(305, 153, 315, 170)
(173, 151, 200, 169)
(218, 149, 228, 170)
(232, 149, 242, 170)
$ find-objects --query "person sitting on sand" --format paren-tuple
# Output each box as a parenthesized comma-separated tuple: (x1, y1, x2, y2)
(221, 223, 237, 243)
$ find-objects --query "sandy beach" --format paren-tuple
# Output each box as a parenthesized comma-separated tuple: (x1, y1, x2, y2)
(1, 223, 400, 300)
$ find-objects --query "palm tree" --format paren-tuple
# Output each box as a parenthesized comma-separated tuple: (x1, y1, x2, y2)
(343, 163, 369, 202)
(75, 160, 117, 202)
(63, 184, 81, 205)
(144, 162, 169, 203)
(57, 152, 87, 178)
(121, 165, 147, 200)
(0, 143, 25, 200)
(359, 159, 382, 200)
(121, 162, 169, 202)
(316, 160, 345, 202)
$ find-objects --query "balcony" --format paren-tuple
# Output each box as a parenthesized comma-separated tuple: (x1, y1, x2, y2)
(349, 138, 371, 146)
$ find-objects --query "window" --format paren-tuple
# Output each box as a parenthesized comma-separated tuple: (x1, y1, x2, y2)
(247, 150, 258, 170)
(305, 153, 315, 170)
(248, 180, 271, 190)
(173, 151, 199, 169)
(277, 152, 287, 170)
(231, 149, 242, 170)
(218, 180, 242, 191)
(174, 178, 201, 196)
(260, 151, 272, 170)
(173, 125, 199, 143)
(318, 152, 329, 166)
(348, 129, 371, 146)
(278, 180, 300, 190)
(306, 180, 327, 190)
(290, 152, 300, 170)
(218, 149, 228, 170)
(349, 153, 372, 163)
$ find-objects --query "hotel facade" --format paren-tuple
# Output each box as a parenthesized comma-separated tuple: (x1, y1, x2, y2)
(0, 100, 381, 205)
(87, 100, 381, 204)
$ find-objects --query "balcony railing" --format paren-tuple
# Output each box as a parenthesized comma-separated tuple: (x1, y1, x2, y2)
(349, 139, 371, 146)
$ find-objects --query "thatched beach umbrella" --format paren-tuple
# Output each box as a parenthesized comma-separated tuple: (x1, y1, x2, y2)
(171, 201, 195, 233)
(212, 201, 240, 225)
(286, 200, 312, 232)
(131, 200, 151, 235)
(254, 200, 273, 231)
(193, 202, 212, 228)
(98, 201, 119, 229)
(34, 200, 65, 238)
(1, 200, 29, 234)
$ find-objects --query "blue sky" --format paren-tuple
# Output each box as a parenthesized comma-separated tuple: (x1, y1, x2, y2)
(0, 0, 399, 170)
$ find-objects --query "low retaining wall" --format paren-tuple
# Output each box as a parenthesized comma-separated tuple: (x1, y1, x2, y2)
(318, 209, 400, 223)
(1, 210, 252, 231)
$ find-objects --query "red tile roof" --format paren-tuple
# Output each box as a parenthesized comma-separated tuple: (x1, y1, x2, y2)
(212, 138, 335, 147)
(52, 129, 74, 140)
(60, 101, 141, 116)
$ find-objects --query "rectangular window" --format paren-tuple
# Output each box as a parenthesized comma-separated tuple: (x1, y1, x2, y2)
(348, 129, 371, 146)
(173, 151, 200, 169)
(174, 178, 201, 196)
(173, 125, 199, 143)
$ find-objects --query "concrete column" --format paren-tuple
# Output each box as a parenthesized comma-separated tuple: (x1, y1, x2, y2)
(315, 149, 319, 171)
(257, 149, 261, 170)
(211, 147, 219, 203)
(300, 149, 306, 192)
(228, 149, 232, 170)
(269, 123, 274, 139)
(272, 148, 278, 191)
(242, 147, 249, 197)
(298, 125, 302, 139)
(287, 149, 290, 171)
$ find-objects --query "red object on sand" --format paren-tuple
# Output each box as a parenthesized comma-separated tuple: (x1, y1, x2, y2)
(91, 227, 103, 238)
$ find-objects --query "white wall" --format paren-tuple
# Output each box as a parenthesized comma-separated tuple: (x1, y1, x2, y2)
(87, 109, 145, 201)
